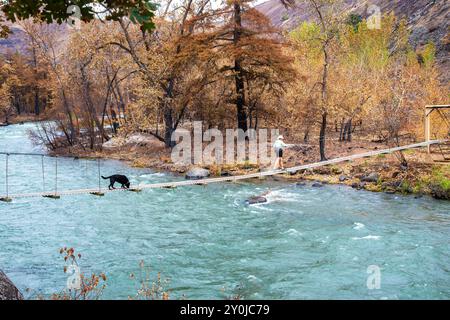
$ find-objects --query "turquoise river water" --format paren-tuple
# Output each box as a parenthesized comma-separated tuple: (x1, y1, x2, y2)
(0, 123, 449, 299)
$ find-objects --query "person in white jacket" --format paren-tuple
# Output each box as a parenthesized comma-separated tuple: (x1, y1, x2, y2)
(273, 135, 292, 170)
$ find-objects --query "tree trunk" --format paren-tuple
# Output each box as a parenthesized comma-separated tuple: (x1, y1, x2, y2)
(163, 107, 175, 148)
(80, 66, 109, 144)
(319, 41, 329, 160)
(163, 78, 176, 148)
(346, 119, 352, 142)
(235, 61, 248, 132)
(114, 79, 126, 115)
(160, 1, 193, 148)
(254, 107, 258, 131)
(13, 90, 21, 115)
(304, 128, 310, 143)
(34, 89, 40, 116)
(60, 90, 75, 145)
(319, 112, 327, 161)
(339, 118, 345, 141)
(32, 42, 40, 116)
(233, 2, 248, 132)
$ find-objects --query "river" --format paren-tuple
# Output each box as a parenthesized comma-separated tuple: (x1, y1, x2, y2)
(0, 123, 449, 299)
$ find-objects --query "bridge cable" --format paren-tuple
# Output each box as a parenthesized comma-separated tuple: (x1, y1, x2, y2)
(97, 159, 102, 194)
(5, 153, 9, 199)
(54, 157, 58, 197)
(41, 155, 45, 193)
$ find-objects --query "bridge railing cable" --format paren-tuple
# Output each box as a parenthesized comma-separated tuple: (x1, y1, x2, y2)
(0, 139, 447, 201)
(0, 152, 48, 157)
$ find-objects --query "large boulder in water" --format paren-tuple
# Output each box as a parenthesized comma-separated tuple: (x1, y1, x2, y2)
(0, 270, 23, 300)
(246, 196, 267, 205)
(185, 167, 210, 180)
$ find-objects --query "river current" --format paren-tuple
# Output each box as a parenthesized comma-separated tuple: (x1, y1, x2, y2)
(0, 123, 449, 299)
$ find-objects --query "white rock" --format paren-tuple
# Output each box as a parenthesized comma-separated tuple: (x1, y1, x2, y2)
(186, 167, 210, 180)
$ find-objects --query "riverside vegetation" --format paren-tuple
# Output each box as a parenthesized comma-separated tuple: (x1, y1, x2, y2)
(0, 1, 447, 200)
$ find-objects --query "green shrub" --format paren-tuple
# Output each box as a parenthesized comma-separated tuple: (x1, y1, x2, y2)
(400, 181, 412, 194)
(428, 166, 450, 200)
(431, 166, 450, 191)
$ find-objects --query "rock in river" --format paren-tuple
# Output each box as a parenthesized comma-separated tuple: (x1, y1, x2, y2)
(312, 182, 324, 188)
(186, 167, 210, 180)
(0, 270, 23, 300)
(246, 196, 268, 205)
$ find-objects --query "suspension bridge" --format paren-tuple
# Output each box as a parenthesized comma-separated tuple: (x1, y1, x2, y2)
(0, 140, 446, 202)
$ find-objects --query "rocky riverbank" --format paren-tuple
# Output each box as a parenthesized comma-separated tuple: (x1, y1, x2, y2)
(285, 159, 450, 200)
(0, 270, 23, 300)
(0, 114, 45, 126)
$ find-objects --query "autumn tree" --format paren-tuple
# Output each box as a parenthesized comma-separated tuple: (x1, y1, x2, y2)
(182, 0, 296, 133)
(366, 26, 447, 165)
(289, 9, 447, 164)
(0, 60, 21, 123)
(289, 0, 343, 160)
(18, 20, 80, 145)
(98, 0, 216, 147)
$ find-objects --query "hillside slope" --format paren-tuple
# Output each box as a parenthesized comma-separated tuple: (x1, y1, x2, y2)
(0, 25, 28, 55)
(0, 21, 69, 56)
(257, 0, 449, 82)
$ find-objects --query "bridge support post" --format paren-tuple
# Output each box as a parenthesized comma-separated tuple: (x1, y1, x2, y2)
(91, 159, 105, 196)
(425, 106, 432, 154)
(0, 153, 12, 202)
(43, 157, 61, 199)
(424, 105, 450, 155)
(1, 154, 12, 202)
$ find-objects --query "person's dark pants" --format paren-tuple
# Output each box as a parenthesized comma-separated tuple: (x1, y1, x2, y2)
(277, 149, 283, 158)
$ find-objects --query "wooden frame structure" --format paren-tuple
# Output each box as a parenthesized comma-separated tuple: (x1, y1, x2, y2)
(424, 105, 450, 153)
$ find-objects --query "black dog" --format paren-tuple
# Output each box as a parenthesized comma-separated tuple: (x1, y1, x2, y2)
(102, 175, 131, 190)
